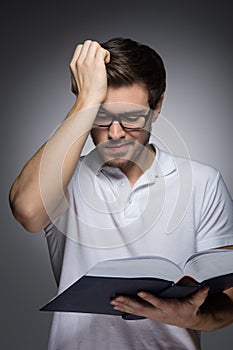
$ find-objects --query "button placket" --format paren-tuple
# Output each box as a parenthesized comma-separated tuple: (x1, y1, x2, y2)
(128, 195, 133, 205)
(116, 178, 131, 209)
(120, 180, 127, 188)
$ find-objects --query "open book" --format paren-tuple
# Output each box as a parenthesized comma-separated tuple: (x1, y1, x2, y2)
(41, 249, 233, 318)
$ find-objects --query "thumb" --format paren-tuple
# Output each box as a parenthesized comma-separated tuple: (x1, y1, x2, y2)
(189, 286, 209, 307)
(104, 49, 110, 64)
(96, 48, 110, 65)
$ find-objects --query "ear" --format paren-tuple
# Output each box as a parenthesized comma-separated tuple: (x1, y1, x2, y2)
(151, 93, 164, 122)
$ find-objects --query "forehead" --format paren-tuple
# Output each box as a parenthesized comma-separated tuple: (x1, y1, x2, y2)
(103, 83, 149, 113)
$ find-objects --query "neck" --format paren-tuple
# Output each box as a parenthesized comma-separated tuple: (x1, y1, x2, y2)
(120, 144, 156, 185)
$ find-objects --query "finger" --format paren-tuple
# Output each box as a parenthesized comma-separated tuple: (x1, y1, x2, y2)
(77, 39, 94, 62)
(85, 41, 102, 61)
(103, 48, 110, 63)
(137, 291, 165, 309)
(110, 296, 153, 315)
(70, 44, 83, 68)
(96, 46, 110, 64)
(187, 286, 209, 307)
(111, 299, 136, 314)
(110, 296, 136, 308)
(84, 42, 110, 65)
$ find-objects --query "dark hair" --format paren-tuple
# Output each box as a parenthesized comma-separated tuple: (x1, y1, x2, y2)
(101, 37, 166, 109)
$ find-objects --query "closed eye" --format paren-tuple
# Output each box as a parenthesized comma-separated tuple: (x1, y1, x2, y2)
(123, 115, 142, 121)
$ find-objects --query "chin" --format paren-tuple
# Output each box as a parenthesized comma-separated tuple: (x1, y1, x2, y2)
(105, 158, 132, 169)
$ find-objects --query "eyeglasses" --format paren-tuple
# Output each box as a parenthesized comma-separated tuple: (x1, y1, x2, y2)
(93, 108, 152, 130)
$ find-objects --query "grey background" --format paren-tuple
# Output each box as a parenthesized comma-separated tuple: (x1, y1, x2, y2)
(1, 1, 232, 349)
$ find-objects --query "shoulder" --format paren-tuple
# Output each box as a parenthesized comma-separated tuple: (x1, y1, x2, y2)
(186, 158, 219, 183)
(157, 148, 223, 200)
(157, 147, 220, 180)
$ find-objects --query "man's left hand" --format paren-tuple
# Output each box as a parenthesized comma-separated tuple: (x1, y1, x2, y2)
(110, 287, 210, 329)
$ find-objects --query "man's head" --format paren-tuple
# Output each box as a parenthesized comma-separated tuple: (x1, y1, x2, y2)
(90, 38, 166, 179)
(101, 37, 166, 109)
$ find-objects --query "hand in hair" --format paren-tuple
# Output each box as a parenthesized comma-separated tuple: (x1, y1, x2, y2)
(69, 40, 110, 106)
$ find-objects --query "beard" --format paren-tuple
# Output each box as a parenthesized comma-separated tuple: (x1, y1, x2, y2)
(90, 124, 152, 172)
(95, 139, 150, 172)
(105, 158, 133, 169)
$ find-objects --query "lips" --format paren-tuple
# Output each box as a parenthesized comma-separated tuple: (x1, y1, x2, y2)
(103, 141, 133, 153)
(104, 141, 133, 148)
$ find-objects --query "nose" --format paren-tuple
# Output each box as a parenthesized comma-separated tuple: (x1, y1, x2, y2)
(108, 121, 126, 139)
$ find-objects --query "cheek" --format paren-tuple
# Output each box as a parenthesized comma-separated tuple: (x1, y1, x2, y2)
(90, 129, 106, 145)
(133, 130, 150, 145)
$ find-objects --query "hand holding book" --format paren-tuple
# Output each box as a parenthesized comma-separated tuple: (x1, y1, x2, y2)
(41, 249, 233, 321)
(110, 286, 211, 328)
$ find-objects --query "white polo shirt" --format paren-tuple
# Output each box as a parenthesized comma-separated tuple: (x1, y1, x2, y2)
(45, 145, 233, 350)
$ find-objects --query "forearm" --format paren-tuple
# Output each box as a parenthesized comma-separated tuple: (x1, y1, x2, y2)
(9, 100, 99, 232)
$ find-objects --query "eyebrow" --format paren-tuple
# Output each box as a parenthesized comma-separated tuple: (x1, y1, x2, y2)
(98, 107, 148, 116)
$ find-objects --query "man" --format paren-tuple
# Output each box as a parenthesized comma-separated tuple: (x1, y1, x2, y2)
(9, 38, 233, 350)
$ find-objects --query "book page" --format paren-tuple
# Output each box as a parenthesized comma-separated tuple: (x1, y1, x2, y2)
(86, 256, 183, 282)
(183, 249, 233, 282)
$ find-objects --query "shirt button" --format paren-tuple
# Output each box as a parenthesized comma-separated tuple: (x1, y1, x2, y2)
(120, 181, 126, 187)
(128, 199, 132, 204)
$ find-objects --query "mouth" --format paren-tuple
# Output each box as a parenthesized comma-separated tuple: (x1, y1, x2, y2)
(103, 141, 133, 153)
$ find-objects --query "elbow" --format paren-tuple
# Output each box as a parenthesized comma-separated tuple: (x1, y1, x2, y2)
(9, 189, 49, 233)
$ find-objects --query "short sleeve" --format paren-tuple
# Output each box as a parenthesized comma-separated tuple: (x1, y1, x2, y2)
(196, 171, 233, 250)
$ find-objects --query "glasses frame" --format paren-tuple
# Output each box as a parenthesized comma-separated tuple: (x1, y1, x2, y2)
(93, 108, 153, 130)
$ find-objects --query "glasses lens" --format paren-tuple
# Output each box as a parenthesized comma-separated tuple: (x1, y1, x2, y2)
(94, 110, 149, 129)
(121, 115, 146, 129)
(94, 114, 112, 127)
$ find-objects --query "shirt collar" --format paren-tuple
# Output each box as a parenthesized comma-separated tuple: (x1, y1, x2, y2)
(152, 144, 176, 178)
(82, 143, 176, 178)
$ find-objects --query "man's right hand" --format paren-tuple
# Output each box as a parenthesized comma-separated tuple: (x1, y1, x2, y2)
(69, 40, 110, 107)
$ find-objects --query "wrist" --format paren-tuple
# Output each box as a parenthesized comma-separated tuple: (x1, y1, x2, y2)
(66, 97, 101, 119)
(188, 311, 211, 331)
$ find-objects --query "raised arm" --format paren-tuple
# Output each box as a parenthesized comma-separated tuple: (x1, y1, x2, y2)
(9, 40, 110, 233)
